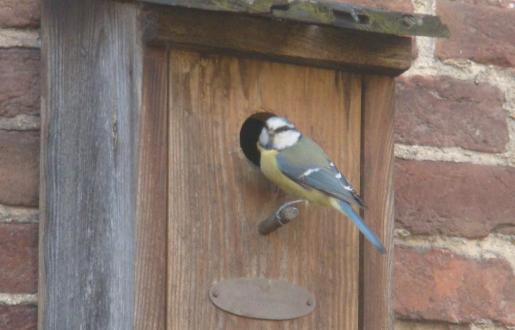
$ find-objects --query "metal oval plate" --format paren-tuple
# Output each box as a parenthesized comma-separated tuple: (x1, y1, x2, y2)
(209, 278, 316, 320)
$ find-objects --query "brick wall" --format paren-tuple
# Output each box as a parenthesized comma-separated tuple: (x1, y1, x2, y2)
(387, 0, 515, 329)
(0, 1, 513, 330)
(0, 0, 40, 329)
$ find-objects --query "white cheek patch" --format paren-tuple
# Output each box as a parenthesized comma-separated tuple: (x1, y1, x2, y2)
(259, 128, 269, 146)
(273, 131, 301, 150)
(335, 173, 342, 179)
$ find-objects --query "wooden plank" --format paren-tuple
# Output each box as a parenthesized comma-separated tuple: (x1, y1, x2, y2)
(360, 75, 395, 330)
(135, 47, 169, 330)
(143, 5, 412, 75)
(140, 0, 450, 38)
(167, 49, 362, 329)
(39, 1, 142, 329)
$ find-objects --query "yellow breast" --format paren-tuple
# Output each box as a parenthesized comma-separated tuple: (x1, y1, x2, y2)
(258, 146, 332, 206)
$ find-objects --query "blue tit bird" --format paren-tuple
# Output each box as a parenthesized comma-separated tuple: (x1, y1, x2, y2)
(256, 116, 385, 254)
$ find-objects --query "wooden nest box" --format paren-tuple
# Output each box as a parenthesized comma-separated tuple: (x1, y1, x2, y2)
(39, 1, 448, 329)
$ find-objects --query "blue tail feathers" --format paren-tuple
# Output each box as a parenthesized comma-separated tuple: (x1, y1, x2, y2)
(337, 200, 386, 254)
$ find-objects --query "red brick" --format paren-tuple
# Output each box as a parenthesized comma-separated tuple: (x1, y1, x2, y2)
(395, 75, 508, 153)
(395, 160, 515, 238)
(394, 246, 515, 325)
(0, 49, 40, 118)
(0, 223, 38, 293)
(436, 1, 515, 67)
(0, 305, 37, 330)
(0, 0, 39, 28)
(0, 131, 39, 207)
(337, 0, 413, 12)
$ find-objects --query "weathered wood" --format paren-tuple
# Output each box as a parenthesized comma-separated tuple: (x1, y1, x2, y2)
(360, 75, 395, 330)
(167, 49, 362, 329)
(143, 5, 412, 75)
(135, 47, 169, 330)
(39, 1, 142, 329)
(141, 0, 449, 38)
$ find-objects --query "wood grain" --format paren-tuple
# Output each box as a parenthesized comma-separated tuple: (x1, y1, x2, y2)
(143, 5, 412, 75)
(167, 49, 362, 329)
(360, 75, 396, 330)
(39, 1, 142, 329)
(135, 47, 169, 330)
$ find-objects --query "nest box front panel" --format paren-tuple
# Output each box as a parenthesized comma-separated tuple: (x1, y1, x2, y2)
(167, 49, 361, 329)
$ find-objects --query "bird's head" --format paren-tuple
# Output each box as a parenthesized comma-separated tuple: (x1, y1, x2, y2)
(258, 116, 302, 150)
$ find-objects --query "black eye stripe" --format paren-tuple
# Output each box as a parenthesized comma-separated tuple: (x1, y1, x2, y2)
(272, 126, 292, 133)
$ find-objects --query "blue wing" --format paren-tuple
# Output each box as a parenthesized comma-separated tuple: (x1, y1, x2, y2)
(276, 136, 385, 253)
(276, 137, 364, 207)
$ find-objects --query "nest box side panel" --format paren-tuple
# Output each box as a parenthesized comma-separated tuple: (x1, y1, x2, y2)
(167, 49, 362, 329)
(360, 75, 395, 330)
(135, 47, 169, 330)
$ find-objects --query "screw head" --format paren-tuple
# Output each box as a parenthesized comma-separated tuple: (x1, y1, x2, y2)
(306, 298, 313, 306)
(282, 206, 299, 220)
(401, 15, 417, 28)
(212, 289, 219, 298)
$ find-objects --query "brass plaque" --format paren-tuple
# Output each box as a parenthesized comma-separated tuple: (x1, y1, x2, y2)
(209, 278, 316, 320)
